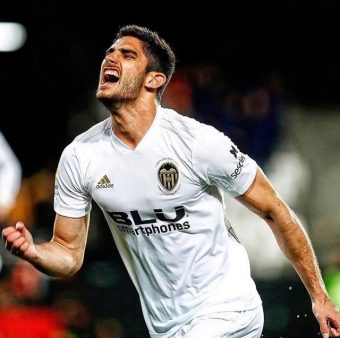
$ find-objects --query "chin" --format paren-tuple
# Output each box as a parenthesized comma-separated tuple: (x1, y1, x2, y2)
(96, 88, 105, 99)
(96, 94, 115, 109)
(96, 90, 108, 101)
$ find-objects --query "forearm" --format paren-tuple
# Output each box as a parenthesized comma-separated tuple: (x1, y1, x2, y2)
(237, 169, 340, 335)
(28, 239, 82, 278)
(266, 204, 328, 302)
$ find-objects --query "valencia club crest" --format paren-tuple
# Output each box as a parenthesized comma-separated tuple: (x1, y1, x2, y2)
(157, 159, 179, 193)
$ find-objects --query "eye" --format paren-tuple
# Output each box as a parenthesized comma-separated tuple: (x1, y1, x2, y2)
(121, 49, 137, 59)
(125, 53, 135, 58)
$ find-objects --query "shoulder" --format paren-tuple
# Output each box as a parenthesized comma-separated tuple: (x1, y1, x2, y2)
(158, 106, 206, 141)
(158, 106, 230, 153)
(160, 107, 228, 143)
(73, 117, 111, 144)
(62, 117, 111, 160)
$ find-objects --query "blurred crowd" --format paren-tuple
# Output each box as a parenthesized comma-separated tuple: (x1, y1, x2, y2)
(162, 64, 287, 169)
(0, 63, 339, 338)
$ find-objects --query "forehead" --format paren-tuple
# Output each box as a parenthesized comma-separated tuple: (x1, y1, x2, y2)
(112, 36, 145, 53)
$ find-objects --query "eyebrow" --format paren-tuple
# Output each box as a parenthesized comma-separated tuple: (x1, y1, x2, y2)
(120, 48, 138, 56)
(105, 46, 138, 57)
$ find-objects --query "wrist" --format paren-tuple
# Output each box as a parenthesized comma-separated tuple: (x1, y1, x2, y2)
(311, 290, 331, 305)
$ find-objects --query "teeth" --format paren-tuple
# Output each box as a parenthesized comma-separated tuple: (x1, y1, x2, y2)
(105, 69, 119, 78)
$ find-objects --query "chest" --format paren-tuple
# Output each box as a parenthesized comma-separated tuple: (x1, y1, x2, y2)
(88, 145, 201, 214)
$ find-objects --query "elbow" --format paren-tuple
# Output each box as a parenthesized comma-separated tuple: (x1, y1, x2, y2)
(260, 210, 275, 222)
(254, 208, 276, 225)
(55, 252, 84, 278)
(66, 255, 84, 277)
(73, 256, 84, 275)
(263, 199, 292, 226)
(50, 239, 85, 278)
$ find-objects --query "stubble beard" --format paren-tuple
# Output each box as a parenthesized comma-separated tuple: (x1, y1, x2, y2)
(96, 74, 145, 110)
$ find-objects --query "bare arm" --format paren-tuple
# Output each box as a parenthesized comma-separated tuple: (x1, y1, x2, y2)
(236, 167, 340, 338)
(2, 213, 90, 278)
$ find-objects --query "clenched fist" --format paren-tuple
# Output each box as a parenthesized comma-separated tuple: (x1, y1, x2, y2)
(2, 222, 37, 261)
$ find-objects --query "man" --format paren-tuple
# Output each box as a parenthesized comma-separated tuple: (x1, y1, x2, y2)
(2, 25, 340, 338)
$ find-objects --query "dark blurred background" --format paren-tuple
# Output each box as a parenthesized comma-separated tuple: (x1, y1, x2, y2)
(1, 0, 340, 175)
(0, 1, 340, 337)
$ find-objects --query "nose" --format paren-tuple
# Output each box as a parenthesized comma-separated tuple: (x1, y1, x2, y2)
(105, 51, 118, 64)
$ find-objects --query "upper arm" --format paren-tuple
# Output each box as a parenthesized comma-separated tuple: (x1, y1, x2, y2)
(236, 167, 289, 221)
(52, 213, 90, 259)
(54, 143, 92, 218)
(193, 124, 257, 197)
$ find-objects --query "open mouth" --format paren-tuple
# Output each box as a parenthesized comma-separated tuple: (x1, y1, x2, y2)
(103, 68, 120, 84)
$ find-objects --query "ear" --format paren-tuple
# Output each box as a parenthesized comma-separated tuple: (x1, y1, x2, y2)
(145, 72, 166, 90)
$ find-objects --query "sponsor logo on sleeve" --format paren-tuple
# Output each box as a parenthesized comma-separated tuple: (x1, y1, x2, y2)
(230, 145, 239, 159)
(229, 145, 246, 179)
(231, 155, 245, 179)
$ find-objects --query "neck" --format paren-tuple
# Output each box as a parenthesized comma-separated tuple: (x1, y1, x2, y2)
(109, 99, 158, 150)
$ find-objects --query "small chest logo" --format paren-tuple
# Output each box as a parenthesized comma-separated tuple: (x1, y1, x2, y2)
(158, 161, 179, 192)
(96, 175, 114, 189)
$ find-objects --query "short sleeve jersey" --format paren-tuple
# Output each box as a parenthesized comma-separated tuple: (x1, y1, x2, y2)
(54, 106, 262, 337)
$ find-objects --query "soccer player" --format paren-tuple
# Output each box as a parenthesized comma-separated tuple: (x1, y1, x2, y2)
(2, 25, 340, 338)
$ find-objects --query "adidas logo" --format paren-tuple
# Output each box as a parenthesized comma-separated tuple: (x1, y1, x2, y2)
(96, 175, 114, 189)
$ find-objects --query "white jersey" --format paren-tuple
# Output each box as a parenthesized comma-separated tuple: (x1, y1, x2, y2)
(54, 106, 262, 337)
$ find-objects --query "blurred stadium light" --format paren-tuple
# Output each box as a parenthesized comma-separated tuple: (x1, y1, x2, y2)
(0, 22, 26, 52)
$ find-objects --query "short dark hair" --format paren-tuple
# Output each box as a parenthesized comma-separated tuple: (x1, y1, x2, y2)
(114, 24, 176, 101)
